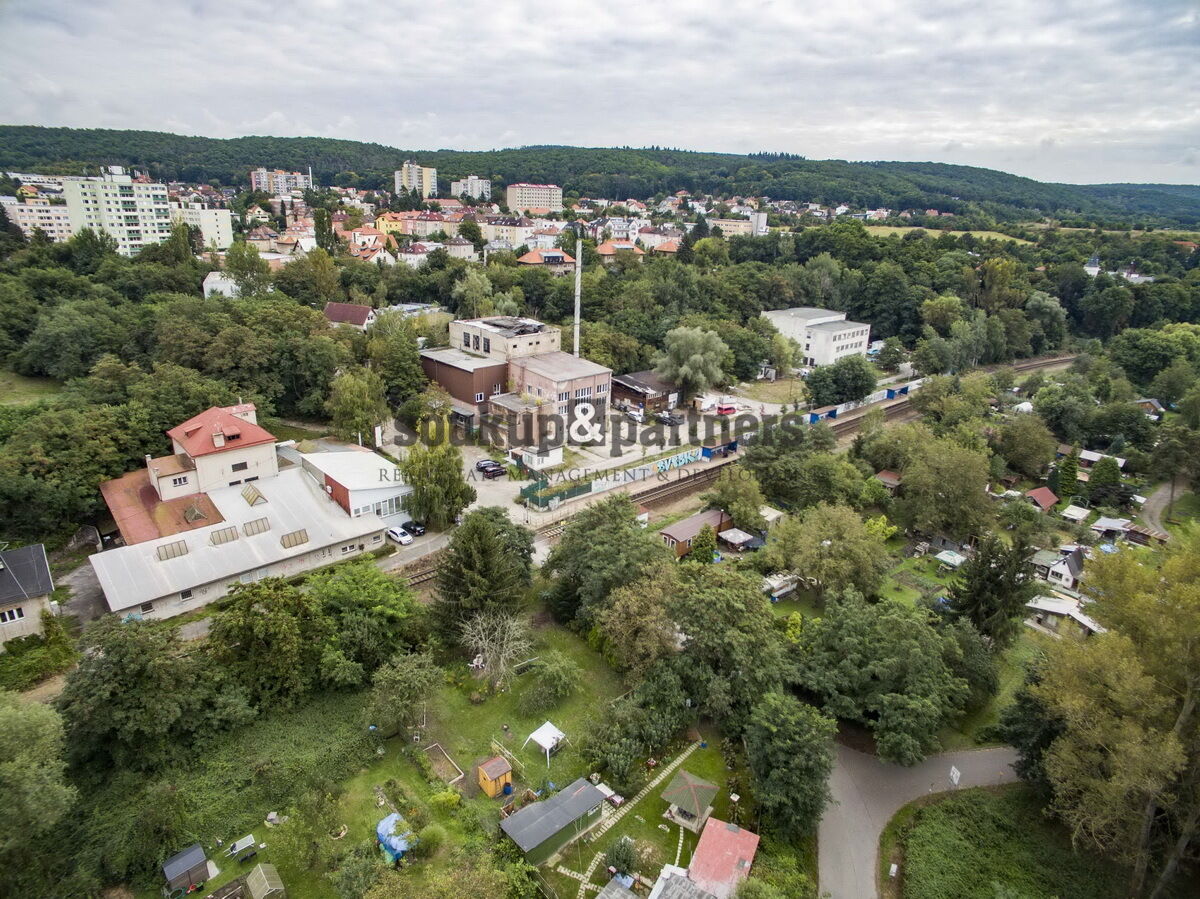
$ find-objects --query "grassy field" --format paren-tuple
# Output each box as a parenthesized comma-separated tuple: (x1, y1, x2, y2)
(261, 417, 330, 442)
(937, 632, 1041, 751)
(885, 785, 1128, 899)
(736, 378, 807, 406)
(0, 369, 62, 405)
(1163, 491, 1200, 535)
(863, 225, 1032, 245)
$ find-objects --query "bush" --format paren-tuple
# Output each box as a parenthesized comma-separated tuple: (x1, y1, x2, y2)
(412, 823, 446, 859)
(0, 611, 77, 690)
(328, 840, 388, 898)
(605, 836, 636, 875)
(429, 788, 461, 815)
(516, 650, 581, 716)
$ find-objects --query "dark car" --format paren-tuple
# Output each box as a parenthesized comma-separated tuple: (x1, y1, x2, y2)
(657, 412, 685, 426)
(401, 520, 426, 536)
(475, 459, 502, 472)
(482, 465, 507, 479)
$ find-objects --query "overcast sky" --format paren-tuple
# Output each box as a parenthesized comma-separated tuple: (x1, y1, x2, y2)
(1, 0, 1196, 185)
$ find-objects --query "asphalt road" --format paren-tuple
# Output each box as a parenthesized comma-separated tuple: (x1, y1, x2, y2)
(818, 743, 1019, 899)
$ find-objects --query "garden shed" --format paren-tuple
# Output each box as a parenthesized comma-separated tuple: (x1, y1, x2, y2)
(523, 720, 567, 766)
(478, 755, 514, 798)
(661, 769, 717, 833)
(500, 777, 605, 865)
(162, 843, 208, 894)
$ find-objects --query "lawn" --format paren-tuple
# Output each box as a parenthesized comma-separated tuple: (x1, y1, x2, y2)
(0, 369, 62, 405)
(1163, 491, 1200, 535)
(735, 378, 807, 406)
(937, 632, 1041, 750)
(261, 417, 330, 442)
(881, 556, 958, 605)
(863, 225, 1032, 245)
(887, 785, 1128, 899)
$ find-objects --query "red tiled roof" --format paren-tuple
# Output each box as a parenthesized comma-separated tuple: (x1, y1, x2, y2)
(1026, 487, 1059, 511)
(654, 240, 681, 253)
(167, 405, 275, 458)
(595, 240, 644, 256)
(875, 469, 902, 487)
(689, 818, 759, 899)
(518, 248, 575, 265)
(324, 302, 374, 326)
(100, 468, 224, 545)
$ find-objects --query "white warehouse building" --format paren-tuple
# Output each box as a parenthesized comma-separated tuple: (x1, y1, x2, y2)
(761, 307, 871, 367)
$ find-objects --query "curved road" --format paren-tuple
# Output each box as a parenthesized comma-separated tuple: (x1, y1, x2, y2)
(818, 743, 1018, 898)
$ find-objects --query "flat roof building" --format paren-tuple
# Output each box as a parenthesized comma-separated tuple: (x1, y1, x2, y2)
(760, 307, 870, 367)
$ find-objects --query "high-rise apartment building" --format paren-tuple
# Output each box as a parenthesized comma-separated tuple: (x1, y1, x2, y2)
(249, 167, 313, 194)
(63, 167, 173, 257)
(395, 161, 438, 198)
(0, 195, 74, 241)
(170, 201, 235, 249)
(505, 183, 563, 213)
(450, 174, 492, 201)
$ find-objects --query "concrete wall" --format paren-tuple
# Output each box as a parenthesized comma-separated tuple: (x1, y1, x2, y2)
(191, 442, 279, 494)
(0, 594, 52, 647)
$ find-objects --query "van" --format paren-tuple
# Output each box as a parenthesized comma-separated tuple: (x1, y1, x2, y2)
(716, 403, 736, 416)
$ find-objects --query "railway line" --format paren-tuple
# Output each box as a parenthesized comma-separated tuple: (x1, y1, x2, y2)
(400, 353, 1078, 581)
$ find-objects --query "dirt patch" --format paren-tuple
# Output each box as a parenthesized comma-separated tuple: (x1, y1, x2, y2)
(530, 608, 555, 630)
(834, 720, 879, 755)
(20, 672, 69, 704)
(423, 742, 465, 785)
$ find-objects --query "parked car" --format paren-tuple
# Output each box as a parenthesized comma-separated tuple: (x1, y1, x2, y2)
(482, 465, 507, 479)
(657, 412, 685, 426)
(625, 408, 645, 423)
(386, 527, 414, 545)
(400, 519, 426, 536)
(475, 459, 502, 472)
(716, 403, 737, 416)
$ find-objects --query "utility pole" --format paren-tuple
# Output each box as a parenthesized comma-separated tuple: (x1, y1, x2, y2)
(572, 226, 582, 357)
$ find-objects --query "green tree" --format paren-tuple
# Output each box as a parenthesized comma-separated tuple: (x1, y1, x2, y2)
(1088, 455, 1121, 491)
(876, 336, 905, 371)
(0, 691, 76, 894)
(1057, 449, 1079, 501)
(223, 240, 272, 295)
(761, 503, 891, 598)
(744, 693, 836, 837)
(652, 326, 729, 402)
(596, 561, 682, 678)
(703, 465, 768, 532)
(996, 414, 1057, 478)
(450, 268, 494, 318)
(435, 508, 531, 632)
(899, 438, 993, 539)
(367, 315, 427, 406)
(517, 650, 582, 715)
(1152, 423, 1200, 519)
(307, 561, 420, 676)
(947, 535, 1036, 648)
(326, 367, 389, 442)
(367, 651, 441, 737)
(687, 523, 718, 563)
(545, 494, 670, 626)
(398, 439, 476, 529)
(457, 218, 483, 249)
(794, 590, 968, 764)
(804, 354, 876, 407)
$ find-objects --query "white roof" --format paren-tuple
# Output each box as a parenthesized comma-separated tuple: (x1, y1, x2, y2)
(89, 468, 385, 611)
(524, 721, 566, 752)
(760, 505, 785, 524)
(1079, 449, 1126, 468)
(936, 549, 967, 567)
(1090, 516, 1131, 533)
(1027, 595, 1105, 634)
(1061, 505, 1089, 522)
(300, 450, 407, 492)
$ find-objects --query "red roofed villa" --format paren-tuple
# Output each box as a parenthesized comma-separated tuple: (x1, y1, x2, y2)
(516, 248, 575, 275)
(324, 302, 377, 330)
(1026, 486, 1059, 513)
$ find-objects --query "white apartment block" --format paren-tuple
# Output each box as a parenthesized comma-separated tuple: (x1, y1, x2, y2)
(760, 307, 871, 367)
(450, 174, 492, 200)
(506, 183, 563, 213)
(249, 167, 313, 194)
(63, 167, 173, 257)
(0, 195, 74, 241)
(171, 201, 235, 249)
(395, 161, 438, 198)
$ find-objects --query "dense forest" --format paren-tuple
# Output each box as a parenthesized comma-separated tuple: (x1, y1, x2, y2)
(3, 125, 1200, 226)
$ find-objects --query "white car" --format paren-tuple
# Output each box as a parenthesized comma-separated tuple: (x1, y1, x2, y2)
(625, 408, 645, 423)
(386, 527, 413, 545)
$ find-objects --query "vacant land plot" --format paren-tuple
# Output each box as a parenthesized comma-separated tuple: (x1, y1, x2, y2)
(894, 785, 1126, 899)
(863, 225, 1032, 244)
(0, 369, 62, 404)
(735, 378, 807, 406)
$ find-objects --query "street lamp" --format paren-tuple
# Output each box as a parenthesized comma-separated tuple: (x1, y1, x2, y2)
(565, 221, 585, 357)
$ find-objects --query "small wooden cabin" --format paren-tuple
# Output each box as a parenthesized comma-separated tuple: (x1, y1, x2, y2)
(478, 755, 513, 798)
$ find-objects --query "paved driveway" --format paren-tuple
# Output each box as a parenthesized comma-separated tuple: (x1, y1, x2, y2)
(819, 743, 1018, 899)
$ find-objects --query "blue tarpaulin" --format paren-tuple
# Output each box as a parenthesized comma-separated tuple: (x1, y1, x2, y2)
(376, 813, 415, 862)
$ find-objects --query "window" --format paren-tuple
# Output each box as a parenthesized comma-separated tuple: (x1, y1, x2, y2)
(482, 337, 491, 353)
(558, 392, 569, 402)
(473, 334, 480, 350)
(597, 383, 607, 394)
(463, 333, 470, 347)
(231, 461, 249, 473)
(0, 607, 24, 624)
(140, 602, 154, 614)
(180, 589, 193, 600)
(171, 475, 189, 487)
(492, 383, 503, 395)
(341, 544, 357, 555)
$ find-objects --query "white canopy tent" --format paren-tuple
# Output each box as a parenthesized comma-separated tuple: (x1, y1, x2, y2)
(523, 721, 567, 766)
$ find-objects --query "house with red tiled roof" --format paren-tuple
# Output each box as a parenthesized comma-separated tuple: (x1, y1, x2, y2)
(595, 240, 645, 264)
(1026, 486, 1059, 513)
(652, 239, 681, 255)
(517, 248, 575, 275)
(324, 302, 377, 330)
(687, 818, 760, 899)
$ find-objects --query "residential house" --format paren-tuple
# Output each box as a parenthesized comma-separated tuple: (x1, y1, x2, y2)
(688, 818, 760, 899)
(660, 509, 732, 558)
(1135, 398, 1165, 419)
(450, 174, 492, 200)
(1090, 516, 1131, 540)
(1026, 594, 1104, 640)
(612, 370, 680, 412)
(245, 225, 280, 253)
(0, 195, 74, 241)
(651, 239, 681, 256)
(249, 167, 312, 194)
(499, 777, 605, 864)
(1032, 547, 1085, 591)
(63, 166, 173, 256)
(324, 302, 377, 331)
(394, 161, 438, 198)
(445, 236, 478, 260)
(874, 470, 903, 494)
(0, 544, 55, 647)
(170, 201, 234, 249)
(595, 240, 645, 265)
(517, 248, 575, 275)
(760, 307, 870, 367)
(203, 271, 239, 298)
(1055, 444, 1126, 472)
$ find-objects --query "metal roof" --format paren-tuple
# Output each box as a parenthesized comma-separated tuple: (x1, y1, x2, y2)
(0, 544, 53, 605)
(162, 843, 206, 882)
(500, 777, 604, 852)
(89, 468, 385, 611)
(661, 770, 718, 818)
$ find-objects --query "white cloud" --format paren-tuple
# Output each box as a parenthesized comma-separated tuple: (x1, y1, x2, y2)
(0, 0, 1196, 183)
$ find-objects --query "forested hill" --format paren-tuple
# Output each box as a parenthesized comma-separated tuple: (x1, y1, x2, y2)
(2, 124, 1198, 225)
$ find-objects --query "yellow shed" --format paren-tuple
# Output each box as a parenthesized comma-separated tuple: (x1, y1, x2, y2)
(478, 755, 513, 798)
